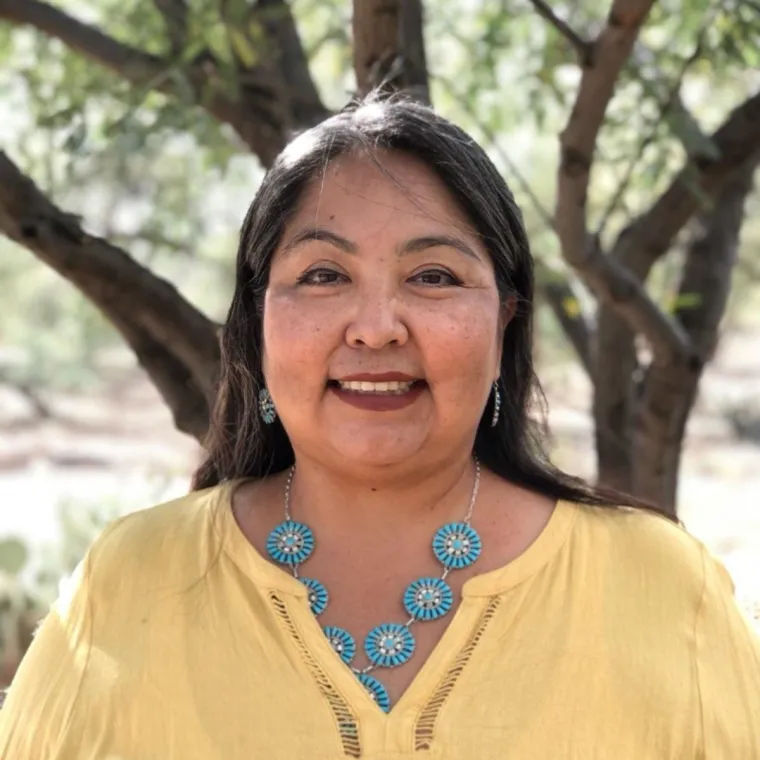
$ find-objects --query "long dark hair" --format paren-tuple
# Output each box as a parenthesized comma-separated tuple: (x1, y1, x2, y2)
(193, 93, 675, 521)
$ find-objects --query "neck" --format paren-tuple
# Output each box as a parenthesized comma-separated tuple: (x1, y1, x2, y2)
(287, 451, 478, 537)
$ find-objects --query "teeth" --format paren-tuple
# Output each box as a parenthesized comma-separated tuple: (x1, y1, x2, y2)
(337, 380, 416, 394)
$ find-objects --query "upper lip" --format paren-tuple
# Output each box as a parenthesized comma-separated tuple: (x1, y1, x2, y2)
(332, 372, 422, 382)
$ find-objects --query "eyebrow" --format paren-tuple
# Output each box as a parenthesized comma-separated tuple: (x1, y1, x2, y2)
(281, 228, 358, 255)
(281, 227, 481, 261)
(398, 235, 480, 261)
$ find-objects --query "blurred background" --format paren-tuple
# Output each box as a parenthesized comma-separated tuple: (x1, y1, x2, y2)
(0, 0, 758, 687)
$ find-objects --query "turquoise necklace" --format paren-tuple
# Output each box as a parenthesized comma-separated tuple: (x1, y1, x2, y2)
(266, 460, 482, 713)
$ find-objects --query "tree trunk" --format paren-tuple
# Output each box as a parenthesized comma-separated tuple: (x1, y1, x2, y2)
(0, 151, 220, 439)
(593, 315, 637, 493)
(1, 0, 760, 518)
(631, 156, 759, 512)
(352, 0, 429, 102)
(547, 0, 760, 509)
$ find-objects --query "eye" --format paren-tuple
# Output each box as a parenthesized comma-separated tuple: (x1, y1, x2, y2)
(409, 268, 462, 287)
(296, 267, 348, 286)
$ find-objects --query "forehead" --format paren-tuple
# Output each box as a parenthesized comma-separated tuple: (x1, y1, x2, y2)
(289, 150, 477, 236)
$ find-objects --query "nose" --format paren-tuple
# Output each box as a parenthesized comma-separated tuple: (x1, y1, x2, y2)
(345, 291, 409, 349)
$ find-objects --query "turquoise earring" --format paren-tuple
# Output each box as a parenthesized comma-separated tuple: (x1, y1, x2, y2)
(490, 382, 501, 427)
(258, 387, 277, 424)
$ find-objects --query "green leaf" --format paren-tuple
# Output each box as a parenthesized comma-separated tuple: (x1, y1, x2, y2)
(228, 29, 258, 68)
(180, 37, 209, 64)
(673, 292, 702, 310)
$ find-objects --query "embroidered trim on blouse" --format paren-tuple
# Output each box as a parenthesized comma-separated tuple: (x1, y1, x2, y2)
(269, 592, 362, 757)
(414, 595, 503, 751)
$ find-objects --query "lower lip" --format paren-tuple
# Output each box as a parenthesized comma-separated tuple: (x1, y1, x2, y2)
(328, 383, 426, 411)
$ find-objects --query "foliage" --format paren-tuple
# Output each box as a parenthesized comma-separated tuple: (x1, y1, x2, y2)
(1, 0, 758, 698)
(0, 496, 135, 686)
(0, 1, 754, 387)
(0, 0, 758, 475)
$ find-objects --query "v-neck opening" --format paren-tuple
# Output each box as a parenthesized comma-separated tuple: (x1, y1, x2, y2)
(215, 480, 477, 721)
(289, 587, 486, 721)
(212, 478, 579, 737)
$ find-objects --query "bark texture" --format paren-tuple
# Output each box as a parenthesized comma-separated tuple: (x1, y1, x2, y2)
(0, 0, 329, 163)
(352, 0, 430, 102)
(547, 0, 760, 507)
(0, 152, 219, 439)
(632, 156, 759, 508)
(0, 0, 427, 441)
(0, 0, 758, 513)
(593, 94, 760, 503)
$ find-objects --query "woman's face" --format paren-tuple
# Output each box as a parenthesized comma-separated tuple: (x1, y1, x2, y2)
(263, 151, 509, 472)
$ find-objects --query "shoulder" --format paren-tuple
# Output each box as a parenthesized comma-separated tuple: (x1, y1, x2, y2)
(82, 483, 231, 601)
(568, 502, 709, 611)
(89, 484, 224, 556)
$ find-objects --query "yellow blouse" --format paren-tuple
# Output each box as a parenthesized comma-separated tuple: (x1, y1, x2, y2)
(1, 482, 758, 759)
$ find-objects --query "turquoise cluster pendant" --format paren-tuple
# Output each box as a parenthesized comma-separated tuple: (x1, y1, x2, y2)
(266, 461, 482, 713)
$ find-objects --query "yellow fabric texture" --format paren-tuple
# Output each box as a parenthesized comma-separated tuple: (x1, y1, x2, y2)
(1, 483, 758, 759)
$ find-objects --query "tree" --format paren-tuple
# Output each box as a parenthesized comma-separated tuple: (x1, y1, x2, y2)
(0, 0, 758, 514)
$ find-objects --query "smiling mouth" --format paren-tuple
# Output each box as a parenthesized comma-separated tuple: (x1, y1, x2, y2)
(328, 379, 425, 395)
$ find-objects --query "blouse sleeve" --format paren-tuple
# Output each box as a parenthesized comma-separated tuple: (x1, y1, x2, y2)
(696, 545, 760, 757)
(0, 550, 94, 758)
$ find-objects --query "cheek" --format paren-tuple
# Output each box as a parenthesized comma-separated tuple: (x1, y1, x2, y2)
(262, 289, 333, 381)
(419, 301, 501, 386)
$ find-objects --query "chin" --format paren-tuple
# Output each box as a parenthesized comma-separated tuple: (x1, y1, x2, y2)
(327, 427, 429, 469)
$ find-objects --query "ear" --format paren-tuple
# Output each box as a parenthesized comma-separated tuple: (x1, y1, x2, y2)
(494, 296, 517, 380)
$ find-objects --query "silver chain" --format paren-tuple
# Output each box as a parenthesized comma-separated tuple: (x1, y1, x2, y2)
(283, 459, 481, 676)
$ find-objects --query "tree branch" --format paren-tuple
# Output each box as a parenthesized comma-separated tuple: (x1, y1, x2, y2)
(555, 0, 654, 279)
(615, 89, 760, 280)
(573, 236, 694, 363)
(0, 151, 219, 440)
(675, 154, 759, 355)
(632, 155, 759, 510)
(540, 276, 595, 375)
(440, 77, 595, 372)
(352, 0, 430, 102)
(152, 0, 188, 54)
(593, 88, 760, 494)
(596, 35, 712, 237)
(631, 39, 714, 160)
(554, 0, 698, 363)
(526, 0, 593, 64)
(398, 0, 429, 103)
(253, 0, 331, 126)
(105, 312, 213, 440)
(0, 0, 290, 165)
(0, 0, 166, 81)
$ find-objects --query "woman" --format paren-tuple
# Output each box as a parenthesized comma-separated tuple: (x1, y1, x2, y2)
(1, 95, 758, 759)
